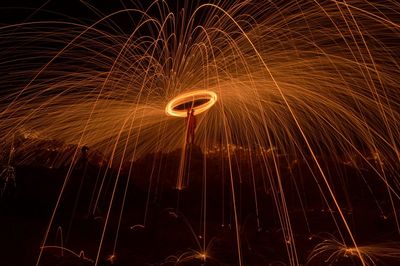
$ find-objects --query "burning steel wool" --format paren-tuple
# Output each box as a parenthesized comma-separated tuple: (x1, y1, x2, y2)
(0, 1, 399, 266)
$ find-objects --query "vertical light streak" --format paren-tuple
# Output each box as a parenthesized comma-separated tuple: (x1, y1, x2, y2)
(0, 1, 398, 265)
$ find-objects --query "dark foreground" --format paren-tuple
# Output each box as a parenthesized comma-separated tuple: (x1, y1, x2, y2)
(1, 147, 399, 265)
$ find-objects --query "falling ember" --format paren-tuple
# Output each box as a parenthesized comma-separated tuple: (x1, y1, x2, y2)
(106, 254, 117, 264)
(0, 1, 399, 266)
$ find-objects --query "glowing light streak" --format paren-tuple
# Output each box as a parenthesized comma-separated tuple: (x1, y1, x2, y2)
(0, 1, 398, 266)
(165, 90, 217, 117)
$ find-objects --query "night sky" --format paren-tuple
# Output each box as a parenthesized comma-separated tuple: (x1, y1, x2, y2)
(0, 1, 400, 266)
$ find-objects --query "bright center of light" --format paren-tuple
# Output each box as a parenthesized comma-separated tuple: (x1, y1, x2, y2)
(165, 90, 217, 117)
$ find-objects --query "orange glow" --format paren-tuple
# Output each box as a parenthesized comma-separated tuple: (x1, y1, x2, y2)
(165, 90, 217, 117)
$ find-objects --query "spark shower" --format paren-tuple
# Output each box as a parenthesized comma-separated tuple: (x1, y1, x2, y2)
(0, 0, 399, 265)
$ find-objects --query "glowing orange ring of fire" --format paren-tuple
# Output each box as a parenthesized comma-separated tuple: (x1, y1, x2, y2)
(165, 90, 217, 117)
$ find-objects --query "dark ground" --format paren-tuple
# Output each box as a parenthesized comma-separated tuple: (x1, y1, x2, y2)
(0, 145, 399, 266)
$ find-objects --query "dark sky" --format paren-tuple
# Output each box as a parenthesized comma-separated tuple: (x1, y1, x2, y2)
(0, 0, 231, 39)
(0, 0, 219, 24)
(0, 0, 129, 24)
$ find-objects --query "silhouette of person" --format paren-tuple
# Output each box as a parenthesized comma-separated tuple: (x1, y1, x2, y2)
(76, 145, 89, 171)
(186, 108, 197, 145)
(81, 145, 89, 159)
(0, 165, 16, 199)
